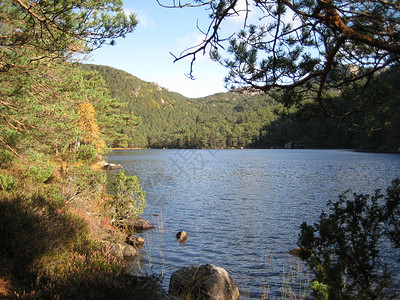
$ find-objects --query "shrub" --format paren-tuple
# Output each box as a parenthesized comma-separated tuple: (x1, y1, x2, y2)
(25, 150, 54, 183)
(298, 179, 400, 299)
(0, 173, 15, 191)
(0, 149, 14, 168)
(75, 144, 97, 161)
(110, 171, 146, 221)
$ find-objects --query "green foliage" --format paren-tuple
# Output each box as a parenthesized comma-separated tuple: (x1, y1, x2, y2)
(310, 281, 329, 300)
(0, 149, 14, 168)
(84, 63, 400, 152)
(298, 179, 400, 299)
(0, 1, 142, 298)
(1, 0, 137, 157)
(0, 173, 14, 191)
(75, 145, 98, 162)
(163, 1, 400, 117)
(81, 64, 284, 149)
(110, 171, 146, 220)
(25, 150, 55, 183)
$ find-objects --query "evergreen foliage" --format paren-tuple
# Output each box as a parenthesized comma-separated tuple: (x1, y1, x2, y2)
(298, 179, 400, 299)
(0, 1, 141, 298)
(159, 0, 400, 120)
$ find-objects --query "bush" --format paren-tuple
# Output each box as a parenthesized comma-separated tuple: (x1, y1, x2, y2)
(75, 144, 97, 161)
(298, 179, 400, 299)
(0, 149, 14, 168)
(25, 150, 54, 183)
(110, 171, 146, 221)
(62, 165, 106, 203)
(0, 173, 15, 191)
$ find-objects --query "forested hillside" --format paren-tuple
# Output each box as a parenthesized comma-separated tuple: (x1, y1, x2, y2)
(84, 64, 388, 150)
(0, 1, 154, 298)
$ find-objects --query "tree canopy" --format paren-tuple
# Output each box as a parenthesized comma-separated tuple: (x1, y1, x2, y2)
(158, 0, 400, 117)
(0, 0, 138, 156)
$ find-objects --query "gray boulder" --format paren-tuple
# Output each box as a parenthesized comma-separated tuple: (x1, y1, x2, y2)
(169, 264, 240, 300)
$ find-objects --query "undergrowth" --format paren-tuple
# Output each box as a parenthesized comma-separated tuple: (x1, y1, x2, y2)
(0, 153, 140, 299)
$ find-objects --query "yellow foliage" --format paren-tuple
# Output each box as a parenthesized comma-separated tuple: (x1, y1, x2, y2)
(78, 101, 106, 152)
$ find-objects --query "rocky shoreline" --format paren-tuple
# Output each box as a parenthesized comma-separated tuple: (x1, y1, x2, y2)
(101, 214, 240, 299)
(101, 160, 240, 299)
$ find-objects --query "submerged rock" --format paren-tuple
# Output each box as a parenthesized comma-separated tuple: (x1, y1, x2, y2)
(169, 264, 240, 300)
(176, 231, 188, 243)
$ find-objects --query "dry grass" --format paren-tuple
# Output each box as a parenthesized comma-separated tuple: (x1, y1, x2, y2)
(263, 254, 311, 299)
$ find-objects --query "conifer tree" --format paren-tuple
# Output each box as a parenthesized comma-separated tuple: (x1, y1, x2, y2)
(0, 0, 137, 156)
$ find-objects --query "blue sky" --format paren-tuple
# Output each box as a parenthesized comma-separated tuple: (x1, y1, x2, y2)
(87, 1, 243, 98)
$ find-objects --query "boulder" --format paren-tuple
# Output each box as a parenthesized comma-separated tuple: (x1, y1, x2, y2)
(114, 217, 156, 233)
(125, 234, 145, 249)
(103, 163, 123, 170)
(169, 264, 240, 300)
(288, 247, 301, 256)
(122, 244, 138, 258)
(287, 246, 312, 257)
(103, 241, 139, 259)
(127, 276, 179, 300)
(132, 216, 156, 231)
(176, 231, 188, 243)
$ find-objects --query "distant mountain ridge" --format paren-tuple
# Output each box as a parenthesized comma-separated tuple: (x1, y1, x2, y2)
(81, 64, 282, 149)
(81, 64, 400, 153)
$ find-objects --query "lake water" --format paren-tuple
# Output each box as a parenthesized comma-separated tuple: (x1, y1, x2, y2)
(107, 149, 400, 298)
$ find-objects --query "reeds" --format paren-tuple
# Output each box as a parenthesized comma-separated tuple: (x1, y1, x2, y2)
(264, 254, 311, 299)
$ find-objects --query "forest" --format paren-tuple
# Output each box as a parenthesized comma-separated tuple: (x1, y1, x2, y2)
(82, 64, 400, 153)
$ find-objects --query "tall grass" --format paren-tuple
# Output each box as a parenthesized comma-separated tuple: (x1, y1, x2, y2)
(263, 254, 311, 299)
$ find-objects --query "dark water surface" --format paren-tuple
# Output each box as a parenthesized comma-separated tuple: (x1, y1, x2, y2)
(108, 149, 400, 298)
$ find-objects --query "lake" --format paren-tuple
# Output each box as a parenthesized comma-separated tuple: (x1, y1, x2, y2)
(107, 149, 400, 298)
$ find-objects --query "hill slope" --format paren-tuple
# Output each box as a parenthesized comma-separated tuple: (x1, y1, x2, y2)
(81, 64, 281, 148)
(82, 64, 400, 152)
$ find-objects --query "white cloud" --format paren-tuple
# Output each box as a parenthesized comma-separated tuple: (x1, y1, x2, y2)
(225, 0, 260, 26)
(125, 8, 154, 28)
(159, 75, 227, 98)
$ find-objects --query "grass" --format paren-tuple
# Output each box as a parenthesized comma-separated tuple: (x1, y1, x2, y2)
(262, 254, 311, 299)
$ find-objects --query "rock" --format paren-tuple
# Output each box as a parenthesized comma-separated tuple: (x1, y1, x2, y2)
(176, 231, 188, 243)
(122, 244, 138, 258)
(103, 241, 139, 259)
(127, 276, 179, 300)
(125, 234, 145, 249)
(103, 163, 123, 170)
(288, 247, 301, 256)
(169, 264, 240, 300)
(287, 246, 312, 257)
(133, 216, 156, 231)
(114, 217, 156, 233)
